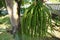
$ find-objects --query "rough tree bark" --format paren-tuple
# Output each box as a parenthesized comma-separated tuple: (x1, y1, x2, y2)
(5, 0, 21, 36)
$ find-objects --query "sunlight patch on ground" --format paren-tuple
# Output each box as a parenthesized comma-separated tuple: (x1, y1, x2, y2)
(0, 32, 3, 34)
(0, 24, 10, 29)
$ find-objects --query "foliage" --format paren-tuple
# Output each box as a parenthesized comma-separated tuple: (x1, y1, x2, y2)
(0, 15, 60, 40)
(21, 0, 52, 39)
(0, 0, 6, 16)
(0, 0, 54, 40)
(0, 0, 6, 8)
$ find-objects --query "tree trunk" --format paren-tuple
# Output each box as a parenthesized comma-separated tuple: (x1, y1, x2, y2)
(5, 0, 21, 37)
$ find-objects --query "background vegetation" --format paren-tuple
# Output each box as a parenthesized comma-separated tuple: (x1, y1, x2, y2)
(0, 0, 60, 40)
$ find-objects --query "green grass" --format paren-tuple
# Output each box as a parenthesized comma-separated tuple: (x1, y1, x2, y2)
(0, 15, 14, 40)
(0, 15, 10, 24)
(0, 32, 14, 40)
